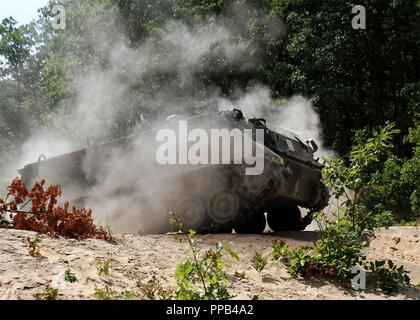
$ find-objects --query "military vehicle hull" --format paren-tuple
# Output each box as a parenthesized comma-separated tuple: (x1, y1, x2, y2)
(19, 110, 329, 233)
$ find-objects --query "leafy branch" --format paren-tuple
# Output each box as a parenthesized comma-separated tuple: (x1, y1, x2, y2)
(167, 213, 239, 300)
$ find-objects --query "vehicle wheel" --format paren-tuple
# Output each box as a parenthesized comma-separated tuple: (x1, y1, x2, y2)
(207, 188, 240, 224)
(234, 212, 266, 234)
(267, 206, 303, 231)
(175, 197, 207, 231)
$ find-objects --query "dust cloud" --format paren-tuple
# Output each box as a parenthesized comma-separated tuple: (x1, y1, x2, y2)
(4, 2, 334, 233)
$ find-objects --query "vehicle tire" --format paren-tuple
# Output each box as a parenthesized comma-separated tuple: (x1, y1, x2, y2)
(234, 212, 266, 234)
(175, 197, 207, 231)
(207, 188, 240, 224)
(267, 205, 303, 231)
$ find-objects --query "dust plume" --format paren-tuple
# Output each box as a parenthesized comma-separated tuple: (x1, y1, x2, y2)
(5, 2, 335, 233)
(217, 86, 334, 160)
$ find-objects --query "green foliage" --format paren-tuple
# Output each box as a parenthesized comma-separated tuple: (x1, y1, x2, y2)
(0, 17, 46, 168)
(363, 118, 420, 222)
(121, 290, 136, 300)
(271, 0, 420, 156)
(1, 0, 419, 179)
(94, 286, 114, 300)
(368, 260, 411, 294)
(403, 118, 420, 216)
(34, 286, 59, 300)
(279, 245, 314, 277)
(27, 236, 41, 256)
(272, 219, 412, 294)
(271, 240, 289, 261)
(167, 213, 237, 300)
(94, 258, 110, 276)
(64, 268, 78, 283)
(313, 220, 366, 279)
(399, 219, 420, 227)
(272, 220, 365, 279)
(323, 123, 403, 229)
(274, 122, 416, 294)
(251, 251, 268, 273)
(0, 17, 35, 79)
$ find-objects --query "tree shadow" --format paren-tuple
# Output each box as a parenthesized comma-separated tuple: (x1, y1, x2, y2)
(267, 231, 322, 243)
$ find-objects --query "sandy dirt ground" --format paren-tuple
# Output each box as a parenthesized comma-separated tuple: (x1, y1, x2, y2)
(0, 227, 419, 300)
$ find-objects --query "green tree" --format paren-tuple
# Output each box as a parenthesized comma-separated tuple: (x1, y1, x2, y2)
(0, 18, 43, 168)
(268, 0, 420, 156)
(0, 18, 35, 85)
(367, 118, 420, 221)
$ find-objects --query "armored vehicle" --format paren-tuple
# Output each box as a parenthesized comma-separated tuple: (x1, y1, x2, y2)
(19, 109, 329, 234)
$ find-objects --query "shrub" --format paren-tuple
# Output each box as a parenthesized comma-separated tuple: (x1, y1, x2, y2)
(0, 179, 114, 241)
(167, 213, 238, 300)
(324, 120, 420, 226)
(306, 122, 414, 294)
(272, 220, 412, 294)
(323, 122, 400, 230)
(368, 260, 411, 294)
(272, 220, 365, 279)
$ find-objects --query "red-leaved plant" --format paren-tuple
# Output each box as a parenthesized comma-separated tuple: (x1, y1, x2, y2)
(0, 178, 114, 241)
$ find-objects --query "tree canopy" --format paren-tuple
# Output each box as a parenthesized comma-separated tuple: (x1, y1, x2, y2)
(0, 0, 419, 168)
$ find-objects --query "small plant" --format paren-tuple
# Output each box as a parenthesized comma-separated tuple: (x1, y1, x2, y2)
(27, 236, 41, 256)
(33, 286, 59, 300)
(399, 219, 420, 227)
(368, 260, 411, 294)
(272, 220, 365, 279)
(64, 268, 77, 283)
(94, 286, 114, 300)
(272, 240, 290, 261)
(233, 271, 246, 280)
(122, 290, 136, 300)
(167, 213, 238, 300)
(251, 251, 267, 273)
(137, 275, 165, 300)
(94, 258, 110, 276)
